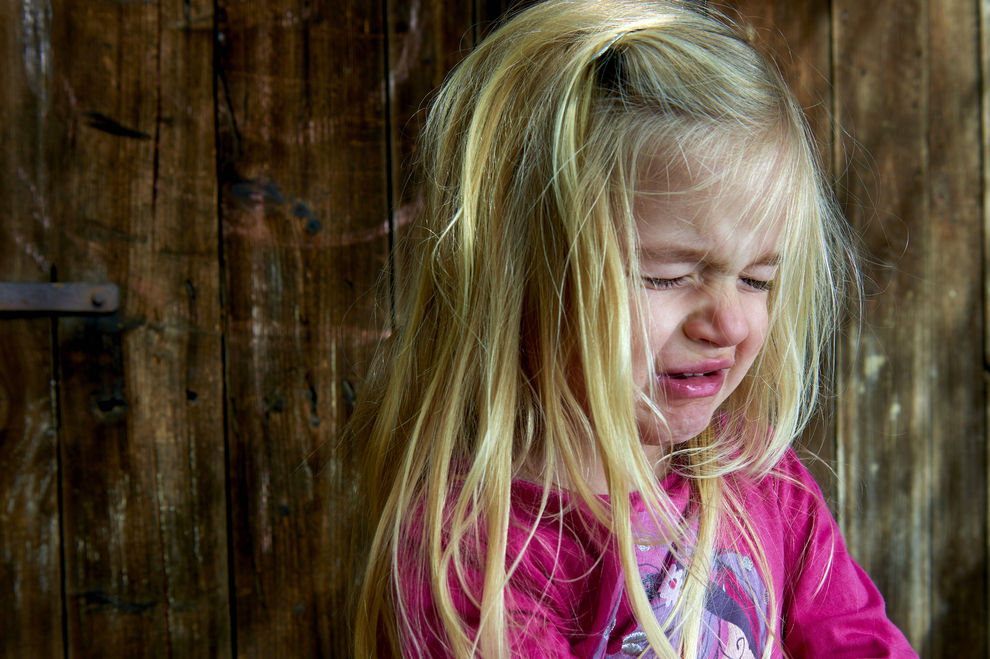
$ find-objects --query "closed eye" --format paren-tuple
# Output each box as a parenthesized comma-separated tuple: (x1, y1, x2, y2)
(741, 277, 772, 292)
(643, 275, 687, 290)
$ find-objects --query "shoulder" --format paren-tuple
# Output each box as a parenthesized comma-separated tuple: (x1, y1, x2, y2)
(738, 449, 918, 657)
(768, 448, 834, 537)
(723, 448, 832, 547)
(724, 448, 861, 590)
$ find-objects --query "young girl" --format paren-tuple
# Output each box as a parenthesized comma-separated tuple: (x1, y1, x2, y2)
(350, 1, 917, 656)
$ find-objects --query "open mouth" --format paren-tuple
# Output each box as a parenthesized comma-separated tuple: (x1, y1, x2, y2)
(667, 369, 727, 380)
(657, 368, 728, 398)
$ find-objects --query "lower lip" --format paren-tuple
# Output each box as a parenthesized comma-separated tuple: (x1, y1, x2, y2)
(658, 370, 727, 398)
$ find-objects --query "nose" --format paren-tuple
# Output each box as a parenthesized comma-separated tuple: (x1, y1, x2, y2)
(683, 286, 749, 347)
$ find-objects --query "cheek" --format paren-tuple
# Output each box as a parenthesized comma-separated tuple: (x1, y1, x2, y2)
(629, 313, 650, 387)
(742, 302, 771, 361)
(629, 298, 662, 387)
(630, 299, 680, 387)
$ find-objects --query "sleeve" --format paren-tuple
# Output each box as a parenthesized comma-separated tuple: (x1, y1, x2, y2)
(776, 451, 918, 658)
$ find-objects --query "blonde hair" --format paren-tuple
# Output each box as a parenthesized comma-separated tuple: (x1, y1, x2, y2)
(350, 0, 849, 656)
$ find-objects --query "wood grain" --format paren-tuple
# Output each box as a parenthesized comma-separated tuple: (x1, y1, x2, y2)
(387, 0, 474, 294)
(833, 0, 932, 648)
(50, 0, 228, 655)
(983, 0, 990, 650)
(927, 0, 990, 656)
(0, 4, 61, 656)
(216, 0, 389, 655)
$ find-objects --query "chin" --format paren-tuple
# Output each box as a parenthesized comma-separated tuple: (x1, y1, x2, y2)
(636, 416, 712, 447)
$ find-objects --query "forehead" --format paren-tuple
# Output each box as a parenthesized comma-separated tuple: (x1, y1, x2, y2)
(632, 151, 786, 265)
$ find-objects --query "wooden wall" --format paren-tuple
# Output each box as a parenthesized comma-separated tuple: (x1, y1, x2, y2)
(0, 0, 985, 656)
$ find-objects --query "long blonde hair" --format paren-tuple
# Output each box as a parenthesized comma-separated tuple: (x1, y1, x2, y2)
(350, 1, 849, 656)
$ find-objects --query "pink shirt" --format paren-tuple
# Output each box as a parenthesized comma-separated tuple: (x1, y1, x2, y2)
(398, 450, 916, 657)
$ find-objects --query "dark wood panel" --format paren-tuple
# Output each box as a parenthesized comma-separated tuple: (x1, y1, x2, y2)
(983, 1, 990, 651)
(0, 0, 62, 652)
(833, 0, 931, 647)
(50, 0, 166, 649)
(387, 0, 475, 293)
(0, 7, 61, 656)
(49, 0, 229, 655)
(0, 318, 59, 659)
(216, 0, 389, 655)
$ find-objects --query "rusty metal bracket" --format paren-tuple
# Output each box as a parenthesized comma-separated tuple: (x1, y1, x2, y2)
(0, 283, 119, 313)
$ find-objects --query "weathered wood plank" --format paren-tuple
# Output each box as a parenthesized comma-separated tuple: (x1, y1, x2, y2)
(983, 0, 990, 650)
(0, 5, 61, 656)
(833, 0, 931, 648)
(387, 0, 475, 293)
(0, 318, 59, 659)
(0, 0, 60, 655)
(134, 0, 230, 653)
(50, 0, 228, 655)
(927, 3, 986, 656)
(216, 0, 389, 655)
(51, 0, 165, 649)
(725, 0, 838, 506)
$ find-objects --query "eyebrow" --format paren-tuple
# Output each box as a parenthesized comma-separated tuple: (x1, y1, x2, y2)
(639, 245, 781, 269)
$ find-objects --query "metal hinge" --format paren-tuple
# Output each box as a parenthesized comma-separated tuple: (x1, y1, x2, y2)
(0, 283, 119, 313)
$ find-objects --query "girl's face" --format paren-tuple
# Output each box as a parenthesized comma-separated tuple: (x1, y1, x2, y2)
(631, 166, 781, 447)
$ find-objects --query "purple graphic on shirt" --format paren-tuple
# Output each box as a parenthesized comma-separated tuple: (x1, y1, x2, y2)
(605, 547, 768, 658)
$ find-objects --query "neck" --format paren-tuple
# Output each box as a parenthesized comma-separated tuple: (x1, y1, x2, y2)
(569, 443, 672, 495)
